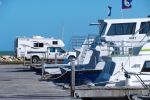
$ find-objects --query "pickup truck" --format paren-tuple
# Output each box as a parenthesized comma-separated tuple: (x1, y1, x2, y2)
(26, 47, 76, 64)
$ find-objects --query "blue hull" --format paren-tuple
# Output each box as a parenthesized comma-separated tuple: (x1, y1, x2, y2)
(52, 69, 102, 86)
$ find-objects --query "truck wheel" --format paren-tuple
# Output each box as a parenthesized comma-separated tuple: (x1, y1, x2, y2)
(32, 56, 39, 64)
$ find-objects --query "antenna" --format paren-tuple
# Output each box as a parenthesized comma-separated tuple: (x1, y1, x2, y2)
(61, 24, 64, 41)
(121, 8, 124, 18)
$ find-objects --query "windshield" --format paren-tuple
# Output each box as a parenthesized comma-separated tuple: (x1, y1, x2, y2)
(57, 47, 66, 53)
(107, 23, 136, 36)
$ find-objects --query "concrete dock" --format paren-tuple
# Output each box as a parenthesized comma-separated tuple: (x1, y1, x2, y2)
(0, 65, 79, 100)
(75, 86, 149, 99)
(1, 64, 149, 100)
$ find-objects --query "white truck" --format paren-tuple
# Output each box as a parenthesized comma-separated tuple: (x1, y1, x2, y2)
(15, 36, 76, 63)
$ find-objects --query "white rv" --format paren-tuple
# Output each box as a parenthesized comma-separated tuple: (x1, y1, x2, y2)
(15, 36, 76, 63)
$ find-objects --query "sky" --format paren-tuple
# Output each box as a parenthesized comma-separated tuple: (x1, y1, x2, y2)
(0, 0, 150, 51)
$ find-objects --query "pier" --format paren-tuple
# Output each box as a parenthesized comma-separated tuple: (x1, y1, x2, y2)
(75, 86, 148, 99)
(0, 65, 79, 100)
(0, 64, 150, 100)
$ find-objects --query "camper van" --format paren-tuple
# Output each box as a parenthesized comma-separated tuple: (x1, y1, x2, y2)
(15, 36, 76, 63)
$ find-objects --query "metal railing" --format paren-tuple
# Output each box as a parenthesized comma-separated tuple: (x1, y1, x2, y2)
(106, 40, 147, 57)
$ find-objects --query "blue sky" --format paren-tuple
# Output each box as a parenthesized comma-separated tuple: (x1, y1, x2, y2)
(0, 0, 150, 51)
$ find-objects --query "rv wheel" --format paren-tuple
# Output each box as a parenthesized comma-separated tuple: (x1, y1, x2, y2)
(32, 56, 39, 64)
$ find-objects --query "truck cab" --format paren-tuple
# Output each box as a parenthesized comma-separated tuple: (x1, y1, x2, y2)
(30, 47, 76, 64)
(47, 47, 76, 60)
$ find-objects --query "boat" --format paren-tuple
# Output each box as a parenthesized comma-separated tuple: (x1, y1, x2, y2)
(94, 41, 150, 87)
(42, 42, 104, 85)
(43, 17, 150, 87)
(93, 17, 150, 86)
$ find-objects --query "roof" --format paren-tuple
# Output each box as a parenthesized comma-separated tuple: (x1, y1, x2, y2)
(103, 17, 150, 24)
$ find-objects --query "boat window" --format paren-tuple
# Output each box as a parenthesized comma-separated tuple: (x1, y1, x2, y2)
(141, 61, 150, 72)
(139, 22, 150, 34)
(107, 23, 136, 35)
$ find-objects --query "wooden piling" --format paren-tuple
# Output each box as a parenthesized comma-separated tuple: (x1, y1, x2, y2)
(71, 59, 75, 97)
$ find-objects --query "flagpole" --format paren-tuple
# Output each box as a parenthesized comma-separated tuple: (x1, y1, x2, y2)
(121, 0, 132, 18)
(121, 8, 124, 18)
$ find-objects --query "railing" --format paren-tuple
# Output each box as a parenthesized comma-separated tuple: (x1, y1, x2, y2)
(106, 40, 147, 57)
(76, 35, 98, 64)
(70, 34, 98, 50)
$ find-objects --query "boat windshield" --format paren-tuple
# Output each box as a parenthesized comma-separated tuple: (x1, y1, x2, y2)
(107, 23, 136, 36)
(139, 21, 150, 35)
(99, 22, 107, 36)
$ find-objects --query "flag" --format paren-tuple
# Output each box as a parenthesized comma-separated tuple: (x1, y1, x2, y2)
(122, 0, 132, 9)
(108, 5, 112, 17)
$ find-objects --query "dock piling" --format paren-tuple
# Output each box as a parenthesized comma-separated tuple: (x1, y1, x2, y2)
(70, 59, 76, 97)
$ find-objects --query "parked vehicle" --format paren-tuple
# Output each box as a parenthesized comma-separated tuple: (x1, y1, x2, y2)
(15, 36, 76, 63)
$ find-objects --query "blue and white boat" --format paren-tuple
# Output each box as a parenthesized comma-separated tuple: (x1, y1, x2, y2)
(43, 17, 150, 87)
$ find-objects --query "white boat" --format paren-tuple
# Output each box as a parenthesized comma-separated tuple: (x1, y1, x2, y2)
(94, 41, 150, 87)
(93, 17, 150, 86)
(43, 17, 150, 87)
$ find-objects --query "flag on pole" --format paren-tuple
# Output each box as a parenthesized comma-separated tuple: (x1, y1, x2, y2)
(122, 0, 132, 9)
(108, 5, 112, 17)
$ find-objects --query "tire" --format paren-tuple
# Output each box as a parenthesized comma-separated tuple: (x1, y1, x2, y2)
(32, 56, 39, 64)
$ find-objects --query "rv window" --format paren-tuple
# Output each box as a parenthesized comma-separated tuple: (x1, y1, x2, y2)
(39, 43, 44, 47)
(139, 22, 150, 34)
(53, 41, 58, 45)
(34, 43, 39, 47)
(107, 23, 136, 35)
(141, 61, 150, 72)
(34, 43, 43, 47)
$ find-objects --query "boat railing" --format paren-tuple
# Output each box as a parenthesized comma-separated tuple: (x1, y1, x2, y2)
(71, 34, 98, 50)
(106, 40, 147, 57)
(126, 72, 150, 95)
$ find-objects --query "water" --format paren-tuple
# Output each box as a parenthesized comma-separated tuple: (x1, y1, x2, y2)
(0, 51, 15, 56)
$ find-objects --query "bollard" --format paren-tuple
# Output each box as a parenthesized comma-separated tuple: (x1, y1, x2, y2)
(41, 57, 45, 80)
(30, 55, 32, 67)
(55, 53, 58, 64)
(23, 55, 25, 66)
(70, 59, 76, 97)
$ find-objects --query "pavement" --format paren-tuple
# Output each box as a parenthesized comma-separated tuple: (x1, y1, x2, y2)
(0, 65, 80, 100)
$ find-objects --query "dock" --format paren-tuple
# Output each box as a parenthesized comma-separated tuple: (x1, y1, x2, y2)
(0, 65, 80, 100)
(74, 86, 149, 99)
(0, 64, 150, 100)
